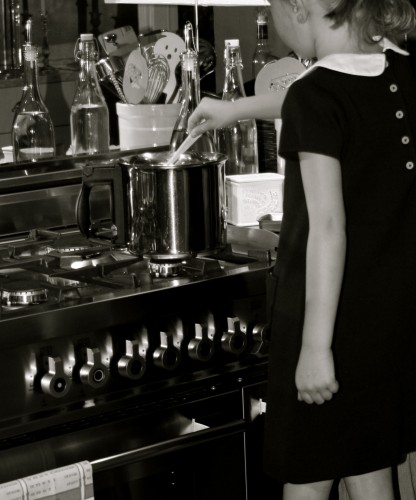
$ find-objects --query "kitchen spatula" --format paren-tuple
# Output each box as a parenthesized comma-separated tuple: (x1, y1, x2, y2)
(167, 133, 202, 166)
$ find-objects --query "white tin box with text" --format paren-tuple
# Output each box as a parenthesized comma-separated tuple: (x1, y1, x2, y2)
(226, 173, 285, 226)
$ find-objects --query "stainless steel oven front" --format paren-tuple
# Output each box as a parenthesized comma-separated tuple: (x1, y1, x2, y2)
(0, 154, 275, 499)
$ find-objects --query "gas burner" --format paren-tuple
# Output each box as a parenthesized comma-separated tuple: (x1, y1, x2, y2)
(46, 244, 111, 255)
(47, 245, 95, 253)
(148, 260, 183, 278)
(1, 280, 48, 307)
(147, 257, 224, 278)
(45, 246, 114, 270)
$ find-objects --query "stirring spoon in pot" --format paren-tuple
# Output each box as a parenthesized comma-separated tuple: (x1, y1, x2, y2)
(167, 133, 201, 165)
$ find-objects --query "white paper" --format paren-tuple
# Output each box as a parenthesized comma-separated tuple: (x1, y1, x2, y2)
(0, 461, 94, 500)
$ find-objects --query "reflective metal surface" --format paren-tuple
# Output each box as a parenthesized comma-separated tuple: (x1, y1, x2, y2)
(0, 155, 274, 498)
(77, 152, 228, 259)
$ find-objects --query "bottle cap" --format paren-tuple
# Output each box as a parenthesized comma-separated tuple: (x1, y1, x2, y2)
(257, 13, 267, 24)
(23, 44, 38, 62)
(225, 39, 240, 47)
(181, 51, 197, 71)
(256, 8, 268, 24)
(76, 33, 98, 61)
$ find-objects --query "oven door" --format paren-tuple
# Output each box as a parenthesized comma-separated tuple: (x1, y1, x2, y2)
(93, 418, 248, 500)
(0, 378, 261, 500)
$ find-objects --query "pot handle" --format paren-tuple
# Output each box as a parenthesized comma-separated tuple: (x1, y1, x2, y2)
(76, 181, 93, 238)
(76, 164, 128, 245)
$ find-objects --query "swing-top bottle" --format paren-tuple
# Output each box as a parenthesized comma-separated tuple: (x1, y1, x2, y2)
(252, 9, 273, 80)
(217, 39, 258, 175)
(71, 33, 110, 156)
(12, 43, 55, 162)
(169, 45, 215, 155)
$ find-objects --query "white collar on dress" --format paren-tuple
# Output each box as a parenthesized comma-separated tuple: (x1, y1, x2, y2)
(297, 39, 409, 80)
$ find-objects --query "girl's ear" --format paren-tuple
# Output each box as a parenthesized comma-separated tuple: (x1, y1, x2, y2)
(289, 0, 310, 24)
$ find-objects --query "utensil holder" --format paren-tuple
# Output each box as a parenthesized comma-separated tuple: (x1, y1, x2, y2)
(116, 102, 180, 150)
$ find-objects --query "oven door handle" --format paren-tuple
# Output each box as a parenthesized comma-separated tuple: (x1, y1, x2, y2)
(91, 419, 246, 472)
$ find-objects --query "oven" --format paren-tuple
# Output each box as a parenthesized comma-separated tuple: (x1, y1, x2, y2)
(0, 154, 275, 499)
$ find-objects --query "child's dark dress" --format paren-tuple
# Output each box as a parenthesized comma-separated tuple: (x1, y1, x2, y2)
(263, 47, 416, 483)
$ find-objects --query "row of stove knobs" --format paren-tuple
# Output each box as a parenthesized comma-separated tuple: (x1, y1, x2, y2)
(40, 317, 270, 399)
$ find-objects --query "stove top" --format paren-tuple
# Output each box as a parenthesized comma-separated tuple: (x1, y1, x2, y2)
(0, 227, 273, 321)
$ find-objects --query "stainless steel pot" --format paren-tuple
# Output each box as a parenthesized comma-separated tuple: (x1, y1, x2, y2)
(77, 151, 227, 260)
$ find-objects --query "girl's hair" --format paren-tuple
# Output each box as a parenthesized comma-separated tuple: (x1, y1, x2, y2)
(324, 0, 416, 44)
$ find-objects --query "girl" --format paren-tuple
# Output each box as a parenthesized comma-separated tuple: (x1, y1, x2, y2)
(188, 1, 416, 499)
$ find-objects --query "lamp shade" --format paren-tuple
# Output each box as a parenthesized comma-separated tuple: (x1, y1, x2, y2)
(104, 0, 270, 5)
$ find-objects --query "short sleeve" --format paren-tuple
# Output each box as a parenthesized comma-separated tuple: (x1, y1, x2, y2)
(279, 72, 344, 161)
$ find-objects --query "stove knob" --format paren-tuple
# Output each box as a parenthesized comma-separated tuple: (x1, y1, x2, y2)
(153, 331, 181, 370)
(118, 340, 147, 380)
(188, 323, 215, 362)
(79, 347, 109, 388)
(40, 356, 71, 398)
(221, 317, 247, 356)
(250, 322, 270, 356)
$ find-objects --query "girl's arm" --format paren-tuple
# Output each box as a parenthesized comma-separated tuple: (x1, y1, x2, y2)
(188, 93, 285, 137)
(296, 152, 346, 405)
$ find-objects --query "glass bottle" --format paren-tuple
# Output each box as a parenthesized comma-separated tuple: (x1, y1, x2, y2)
(70, 33, 110, 156)
(217, 39, 258, 175)
(12, 43, 55, 163)
(169, 49, 216, 155)
(252, 9, 272, 80)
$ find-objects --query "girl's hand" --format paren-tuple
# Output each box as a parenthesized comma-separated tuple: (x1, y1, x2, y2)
(188, 97, 234, 137)
(295, 346, 339, 405)
(188, 94, 285, 137)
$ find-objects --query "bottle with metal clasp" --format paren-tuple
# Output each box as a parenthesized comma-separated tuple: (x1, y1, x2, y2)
(252, 8, 273, 80)
(169, 23, 216, 155)
(70, 33, 110, 156)
(217, 39, 259, 175)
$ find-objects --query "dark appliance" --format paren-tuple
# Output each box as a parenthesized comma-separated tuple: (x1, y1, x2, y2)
(0, 153, 276, 499)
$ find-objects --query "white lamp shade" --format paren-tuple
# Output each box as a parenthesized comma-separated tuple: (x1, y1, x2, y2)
(104, 0, 270, 5)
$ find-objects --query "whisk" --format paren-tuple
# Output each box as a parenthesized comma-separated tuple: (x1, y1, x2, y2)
(142, 54, 170, 104)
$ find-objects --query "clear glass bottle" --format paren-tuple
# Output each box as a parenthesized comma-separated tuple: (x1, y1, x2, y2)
(169, 49, 216, 155)
(252, 9, 272, 80)
(12, 43, 55, 163)
(217, 39, 258, 176)
(70, 33, 110, 156)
